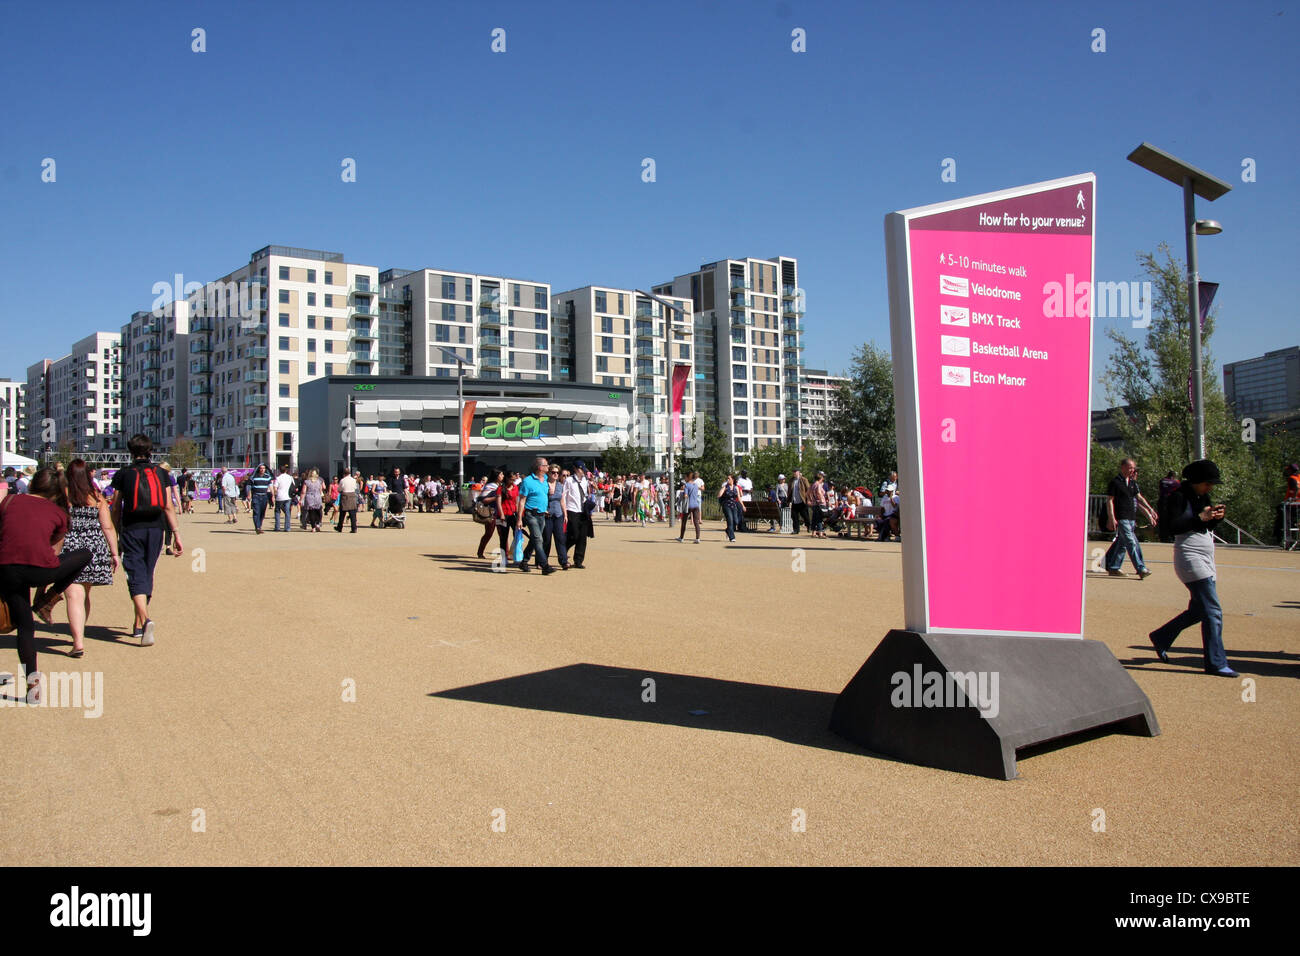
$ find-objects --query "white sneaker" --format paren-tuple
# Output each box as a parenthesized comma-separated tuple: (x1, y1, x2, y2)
(676, 537, 684, 543)
(141, 620, 155, 647)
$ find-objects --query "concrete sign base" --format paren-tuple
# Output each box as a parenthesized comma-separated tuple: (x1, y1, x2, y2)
(830, 630, 1159, 779)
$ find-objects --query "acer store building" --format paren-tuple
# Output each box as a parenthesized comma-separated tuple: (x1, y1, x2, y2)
(298, 376, 636, 479)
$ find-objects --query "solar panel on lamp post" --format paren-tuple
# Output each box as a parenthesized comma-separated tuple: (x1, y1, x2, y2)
(1127, 143, 1231, 460)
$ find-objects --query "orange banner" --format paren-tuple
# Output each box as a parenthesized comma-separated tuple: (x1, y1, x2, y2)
(460, 400, 477, 456)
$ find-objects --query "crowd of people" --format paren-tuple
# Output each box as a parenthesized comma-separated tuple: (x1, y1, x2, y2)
(0, 434, 183, 700)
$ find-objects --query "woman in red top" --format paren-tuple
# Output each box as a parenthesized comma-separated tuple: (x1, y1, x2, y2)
(0, 468, 92, 699)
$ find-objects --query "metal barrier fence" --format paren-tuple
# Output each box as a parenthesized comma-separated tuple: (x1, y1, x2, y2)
(1284, 502, 1300, 551)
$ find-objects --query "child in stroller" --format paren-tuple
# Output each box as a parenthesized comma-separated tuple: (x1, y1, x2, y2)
(375, 489, 407, 529)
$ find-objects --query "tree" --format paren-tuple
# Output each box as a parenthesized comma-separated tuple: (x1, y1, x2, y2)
(674, 415, 732, 492)
(823, 342, 897, 488)
(599, 437, 651, 477)
(740, 439, 825, 494)
(1094, 244, 1266, 538)
(168, 436, 202, 470)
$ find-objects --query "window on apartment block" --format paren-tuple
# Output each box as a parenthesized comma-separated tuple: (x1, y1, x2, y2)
(324, 271, 333, 285)
(596, 356, 608, 372)
(602, 336, 613, 354)
(733, 383, 747, 397)
(279, 313, 290, 327)
(277, 337, 289, 351)
(595, 291, 607, 312)
(534, 289, 546, 310)
(732, 364, 747, 380)
(279, 384, 290, 398)
(617, 293, 626, 315)
(307, 339, 316, 352)
(441, 276, 457, 299)
(279, 266, 289, 280)
(307, 362, 316, 375)
(435, 325, 450, 343)
(307, 269, 316, 283)
(279, 408, 290, 421)
(325, 340, 333, 353)
(306, 315, 316, 329)
(307, 292, 316, 306)
(732, 346, 746, 362)
(534, 314, 547, 331)
(679, 344, 690, 359)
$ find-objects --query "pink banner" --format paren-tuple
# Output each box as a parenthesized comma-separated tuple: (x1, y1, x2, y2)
(897, 176, 1094, 637)
(670, 364, 691, 443)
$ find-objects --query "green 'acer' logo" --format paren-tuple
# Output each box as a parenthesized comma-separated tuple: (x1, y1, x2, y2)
(480, 415, 551, 439)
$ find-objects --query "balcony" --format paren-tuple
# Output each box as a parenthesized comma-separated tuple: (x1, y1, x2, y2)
(189, 340, 212, 354)
(190, 382, 212, 395)
(244, 370, 268, 383)
(246, 417, 269, 429)
(479, 311, 503, 328)
(349, 281, 377, 297)
(636, 343, 662, 357)
(480, 356, 504, 368)
(479, 335, 502, 348)
(730, 312, 751, 327)
(243, 322, 269, 336)
(730, 296, 750, 310)
(190, 317, 214, 333)
(351, 348, 375, 362)
(141, 357, 162, 370)
(635, 323, 662, 340)
(348, 359, 374, 374)
(247, 346, 269, 359)
(782, 285, 797, 299)
(730, 278, 751, 291)
(349, 305, 376, 319)
(784, 356, 804, 368)
(350, 322, 377, 340)
(782, 322, 806, 334)
(634, 303, 660, 319)
(144, 338, 161, 352)
(189, 360, 212, 374)
(141, 377, 159, 390)
(782, 303, 806, 317)
(243, 394, 268, 408)
(142, 411, 162, 427)
(478, 292, 501, 309)
(190, 401, 211, 416)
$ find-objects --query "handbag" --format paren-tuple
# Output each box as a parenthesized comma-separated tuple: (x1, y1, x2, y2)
(512, 526, 526, 564)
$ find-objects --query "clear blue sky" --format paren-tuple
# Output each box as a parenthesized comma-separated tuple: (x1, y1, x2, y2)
(2, 0, 1296, 408)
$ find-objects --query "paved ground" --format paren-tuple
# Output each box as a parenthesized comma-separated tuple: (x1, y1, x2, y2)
(3, 507, 1296, 865)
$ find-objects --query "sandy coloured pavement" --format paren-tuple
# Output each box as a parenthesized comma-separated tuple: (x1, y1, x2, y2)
(3, 506, 1296, 866)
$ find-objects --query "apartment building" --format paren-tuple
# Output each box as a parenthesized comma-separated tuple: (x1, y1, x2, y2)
(380, 268, 551, 381)
(167, 246, 380, 468)
(799, 368, 849, 452)
(120, 302, 191, 450)
(0, 379, 25, 457)
(655, 256, 804, 462)
(23, 334, 122, 458)
(551, 286, 695, 470)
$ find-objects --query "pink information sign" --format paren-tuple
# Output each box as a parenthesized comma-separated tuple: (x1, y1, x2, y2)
(885, 174, 1095, 638)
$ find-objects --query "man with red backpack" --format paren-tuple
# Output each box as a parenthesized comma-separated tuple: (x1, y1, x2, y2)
(110, 433, 183, 646)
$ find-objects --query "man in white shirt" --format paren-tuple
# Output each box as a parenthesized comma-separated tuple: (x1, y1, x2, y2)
(563, 462, 592, 568)
(221, 469, 240, 523)
(272, 465, 296, 532)
(736, 470, 753, 532)
(336, 471, 360, 533)
(880, 471, 898, 498)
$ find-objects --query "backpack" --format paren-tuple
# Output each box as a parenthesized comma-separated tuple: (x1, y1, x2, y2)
(121, 463, 166, 521)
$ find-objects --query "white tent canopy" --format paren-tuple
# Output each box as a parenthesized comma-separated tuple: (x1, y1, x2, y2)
(1, 450, 39, 470)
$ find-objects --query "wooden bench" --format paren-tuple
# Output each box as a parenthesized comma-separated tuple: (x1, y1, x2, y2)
(838, 506, 883, 539)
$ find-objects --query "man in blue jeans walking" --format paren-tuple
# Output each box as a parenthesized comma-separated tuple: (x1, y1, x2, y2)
(516, 457, 557, 575)
(247, 464, 273, 534)
(1105, 458, 1158, 578)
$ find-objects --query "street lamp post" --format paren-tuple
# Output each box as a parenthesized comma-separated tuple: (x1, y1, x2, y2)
(434, 347, 468, 511)
(636, 290, 688, 526)
(1127, 143, 1231, 459)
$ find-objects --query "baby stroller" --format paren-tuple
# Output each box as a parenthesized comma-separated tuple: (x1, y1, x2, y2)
(381, 491, 406, 529)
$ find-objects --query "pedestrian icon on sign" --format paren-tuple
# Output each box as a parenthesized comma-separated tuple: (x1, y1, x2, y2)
(1076, 190, 1086, 210)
